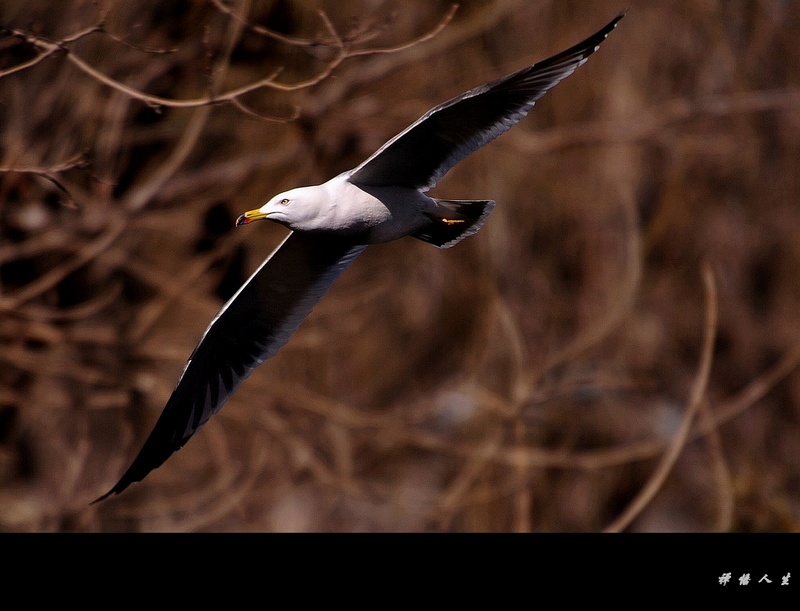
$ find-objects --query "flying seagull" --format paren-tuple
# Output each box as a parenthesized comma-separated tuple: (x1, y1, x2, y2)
(94, 14, 623, 502)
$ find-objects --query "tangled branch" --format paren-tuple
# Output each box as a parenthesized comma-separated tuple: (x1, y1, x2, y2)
(2, 4, 458, 113)
(0, 153, 88, 207)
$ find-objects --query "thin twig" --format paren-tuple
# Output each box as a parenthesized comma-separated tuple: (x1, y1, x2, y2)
(432, 427, 503, 529)
(210, 0, 341, 47)
(602, 262, 717, 532)
(99, 27, 179, 55)
(0, 154, 88, 207)
(510, 88, 800, 154)
(699, 401, 735, 532)
(541, 186, 641, 374)
(0, 24, 99, 78)
(0, 154, 88, 174)
(346, 4, 459, 58)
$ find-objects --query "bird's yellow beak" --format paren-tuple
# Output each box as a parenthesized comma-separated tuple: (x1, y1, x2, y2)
(235, 209, 269, 227)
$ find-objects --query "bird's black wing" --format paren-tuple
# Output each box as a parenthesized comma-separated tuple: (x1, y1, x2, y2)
(94, 232, 366, 502)
(348, 15, 622, 190)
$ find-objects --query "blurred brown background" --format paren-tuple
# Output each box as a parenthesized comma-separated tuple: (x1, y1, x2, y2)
(1, 0, 799, 532)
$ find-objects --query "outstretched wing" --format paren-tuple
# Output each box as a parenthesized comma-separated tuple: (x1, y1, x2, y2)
(94, 232, 366, 502)
(348, 15, 622, 190)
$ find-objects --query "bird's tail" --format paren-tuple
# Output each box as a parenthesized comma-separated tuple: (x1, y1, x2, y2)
(413, 199, 495, 249)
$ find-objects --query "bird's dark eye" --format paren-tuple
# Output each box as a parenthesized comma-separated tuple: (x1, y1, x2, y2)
(279, 198, 290, 206)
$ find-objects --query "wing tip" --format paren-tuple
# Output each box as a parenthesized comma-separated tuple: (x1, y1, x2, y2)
(90, 482, 125, 505)
(607, 12, 626, 35)
(527, 12, 624, 77)
(596, 14, 624, 50)
(589, 12, 625, 51)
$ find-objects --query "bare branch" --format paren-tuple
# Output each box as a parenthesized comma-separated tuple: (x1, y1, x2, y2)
(0, 154, 87, 176)
(0, 24, 100, 80)
(209, 0, 391, 48)
(229, 97, 300, 122)
(699, 399, 735, 532)
(210, 0, 335, 47)
(346, 4, 458, 58)
(2, 5, 458, 115)
(0, 46, 55, 79)
(0, 153, 89, 207)
(0, 228, 69, 264)
(98, 27, 179, 55)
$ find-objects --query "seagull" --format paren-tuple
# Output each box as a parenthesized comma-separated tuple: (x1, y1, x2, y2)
(94, 14, 623, 503)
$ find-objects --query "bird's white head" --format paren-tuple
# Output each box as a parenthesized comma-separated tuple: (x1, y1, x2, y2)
(235, 185, 328, 231)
